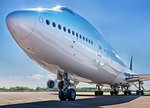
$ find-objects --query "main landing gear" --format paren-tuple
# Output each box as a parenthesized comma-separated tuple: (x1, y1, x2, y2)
(110, 86, 119, 96)
(123, 87, 131, 95)
(95, 85, 103, 96)
(135, 81, 144, 95)
(123, 81, 144, 96)
(58, 73, 76, 101)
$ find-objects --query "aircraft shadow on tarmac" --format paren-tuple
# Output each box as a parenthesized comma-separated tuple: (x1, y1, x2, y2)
(1, 94, 149, 108)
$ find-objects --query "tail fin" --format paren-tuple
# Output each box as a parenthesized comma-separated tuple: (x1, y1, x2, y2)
(130, 56, 132, 71)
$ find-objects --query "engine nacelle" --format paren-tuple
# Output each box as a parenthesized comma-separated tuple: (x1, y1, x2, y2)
(47, 80, 58, 89)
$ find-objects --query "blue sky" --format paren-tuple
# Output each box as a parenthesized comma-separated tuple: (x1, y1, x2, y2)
(0, 0, 150, 89)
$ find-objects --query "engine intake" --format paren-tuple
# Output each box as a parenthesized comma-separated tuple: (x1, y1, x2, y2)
(47, 80, 55, 89)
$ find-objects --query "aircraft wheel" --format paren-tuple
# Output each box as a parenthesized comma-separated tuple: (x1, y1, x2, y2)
(98, 91, 103, 95)
(128, 90, 131, 95)
(124, 90, 127, 95)
(110, 91, 114, 95)
(141, 90, 144, 95)
(67, 88, 76, 101)
(95, 91, 98, 96)
(95, 91, 103, 96)
(114, 91, 119, 95)
(59, 90, 67, 101)
(136, 90, 140, 95)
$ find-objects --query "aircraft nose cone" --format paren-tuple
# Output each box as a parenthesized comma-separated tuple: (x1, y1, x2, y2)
(6, 11, 35, 41)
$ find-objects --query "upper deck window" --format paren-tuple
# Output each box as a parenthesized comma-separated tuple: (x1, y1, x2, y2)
(86, 38, 88, 42)
(83, 36, 85, 40)
(79, 34, 82, 39)
(72, 31, 75, 35)
(52, 22, 56, 27)
(76, 33, 78, 38)
(68, 29, 71, 34)
(58, 24, 62, 30)
(63, 27, 66, 32)
(89, 39, 91, 44)
(46, 20, 50, 25)
(60, 7, 75, 15)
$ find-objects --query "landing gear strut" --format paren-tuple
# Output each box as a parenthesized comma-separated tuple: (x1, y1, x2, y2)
(95, 85, 103, 96)
(58, 73, 76, 101)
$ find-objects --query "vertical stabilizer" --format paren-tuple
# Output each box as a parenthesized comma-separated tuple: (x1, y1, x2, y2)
(130, 56, 132, 71)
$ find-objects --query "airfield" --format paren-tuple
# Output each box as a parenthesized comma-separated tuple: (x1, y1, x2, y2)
(0, 92, 150, 108)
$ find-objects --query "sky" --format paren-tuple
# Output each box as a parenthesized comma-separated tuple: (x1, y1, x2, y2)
(0, 0, 150, 89)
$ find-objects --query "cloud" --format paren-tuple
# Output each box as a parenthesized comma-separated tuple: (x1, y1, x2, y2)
(7, 73, 57, 80)
(0, 73, 57, 88)
(31, 74, 45, 80)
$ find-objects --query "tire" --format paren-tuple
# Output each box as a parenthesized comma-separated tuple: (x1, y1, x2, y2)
(59, 90, 67, 101)
(136, 90, 139, 95)
(98, 91, 103, 95)
(124, 91, 127, 95)
(95, 91, 98, 96)
(141, 90, 144, 95)
(58, 81, 64, 90)
(67, 89, 76, 101)
(128, 91, 131, 95)
(114, 91, 119, 96)
(110, 91, 114, 95)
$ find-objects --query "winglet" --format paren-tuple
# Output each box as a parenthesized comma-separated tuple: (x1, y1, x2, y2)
(130, 56, 132, 71)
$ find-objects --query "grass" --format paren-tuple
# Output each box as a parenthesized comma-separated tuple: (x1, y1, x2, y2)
(0, 87, 150, 92)
(0, 89, 150, 92)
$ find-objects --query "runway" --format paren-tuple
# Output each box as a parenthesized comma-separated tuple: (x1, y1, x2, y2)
(0, 92, 150, 108)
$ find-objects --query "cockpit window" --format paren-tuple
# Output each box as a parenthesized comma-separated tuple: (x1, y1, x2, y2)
(60, 7, 75, 15)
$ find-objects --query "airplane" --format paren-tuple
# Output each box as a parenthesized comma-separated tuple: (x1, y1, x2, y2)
(6, 5, 150, 101)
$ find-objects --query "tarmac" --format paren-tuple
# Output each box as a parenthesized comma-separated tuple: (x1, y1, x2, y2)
(0, 92, 150, 108)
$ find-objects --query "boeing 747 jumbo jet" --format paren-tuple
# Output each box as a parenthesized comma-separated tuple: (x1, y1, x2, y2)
(6, 6, 150, 101)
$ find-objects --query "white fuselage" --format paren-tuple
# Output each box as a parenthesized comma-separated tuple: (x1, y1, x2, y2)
(6, 7, 132, 87)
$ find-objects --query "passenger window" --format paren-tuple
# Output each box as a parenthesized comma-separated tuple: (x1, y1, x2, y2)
(83, 36, 85, 40)
(52, 22, 56, 27)
(89, 39, 90, 43)
(76, 33, 78, 37)
(58, 24, 61, 30)
(80, 34, 82, 39)
(68, 29, 71, 34)
(86, 38, 88, 42)
(63, 27, 66, 32)
(91, 41, 93, 45)
(72, 31, 75, 35)
(46, 20, 50, 25)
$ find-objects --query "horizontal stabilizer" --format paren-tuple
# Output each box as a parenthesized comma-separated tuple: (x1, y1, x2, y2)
(126, 74, 150, 82)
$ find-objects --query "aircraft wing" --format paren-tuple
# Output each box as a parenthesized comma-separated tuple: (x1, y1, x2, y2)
(125, 74, 150, 82)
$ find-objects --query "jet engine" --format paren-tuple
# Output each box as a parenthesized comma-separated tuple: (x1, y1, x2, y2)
(47, 80, 58, 89)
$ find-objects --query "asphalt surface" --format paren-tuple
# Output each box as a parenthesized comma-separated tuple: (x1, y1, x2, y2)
(0, 92, 150, 108)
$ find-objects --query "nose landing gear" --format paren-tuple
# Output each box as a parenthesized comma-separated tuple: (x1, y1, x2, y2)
(58, 73, 76, 101)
